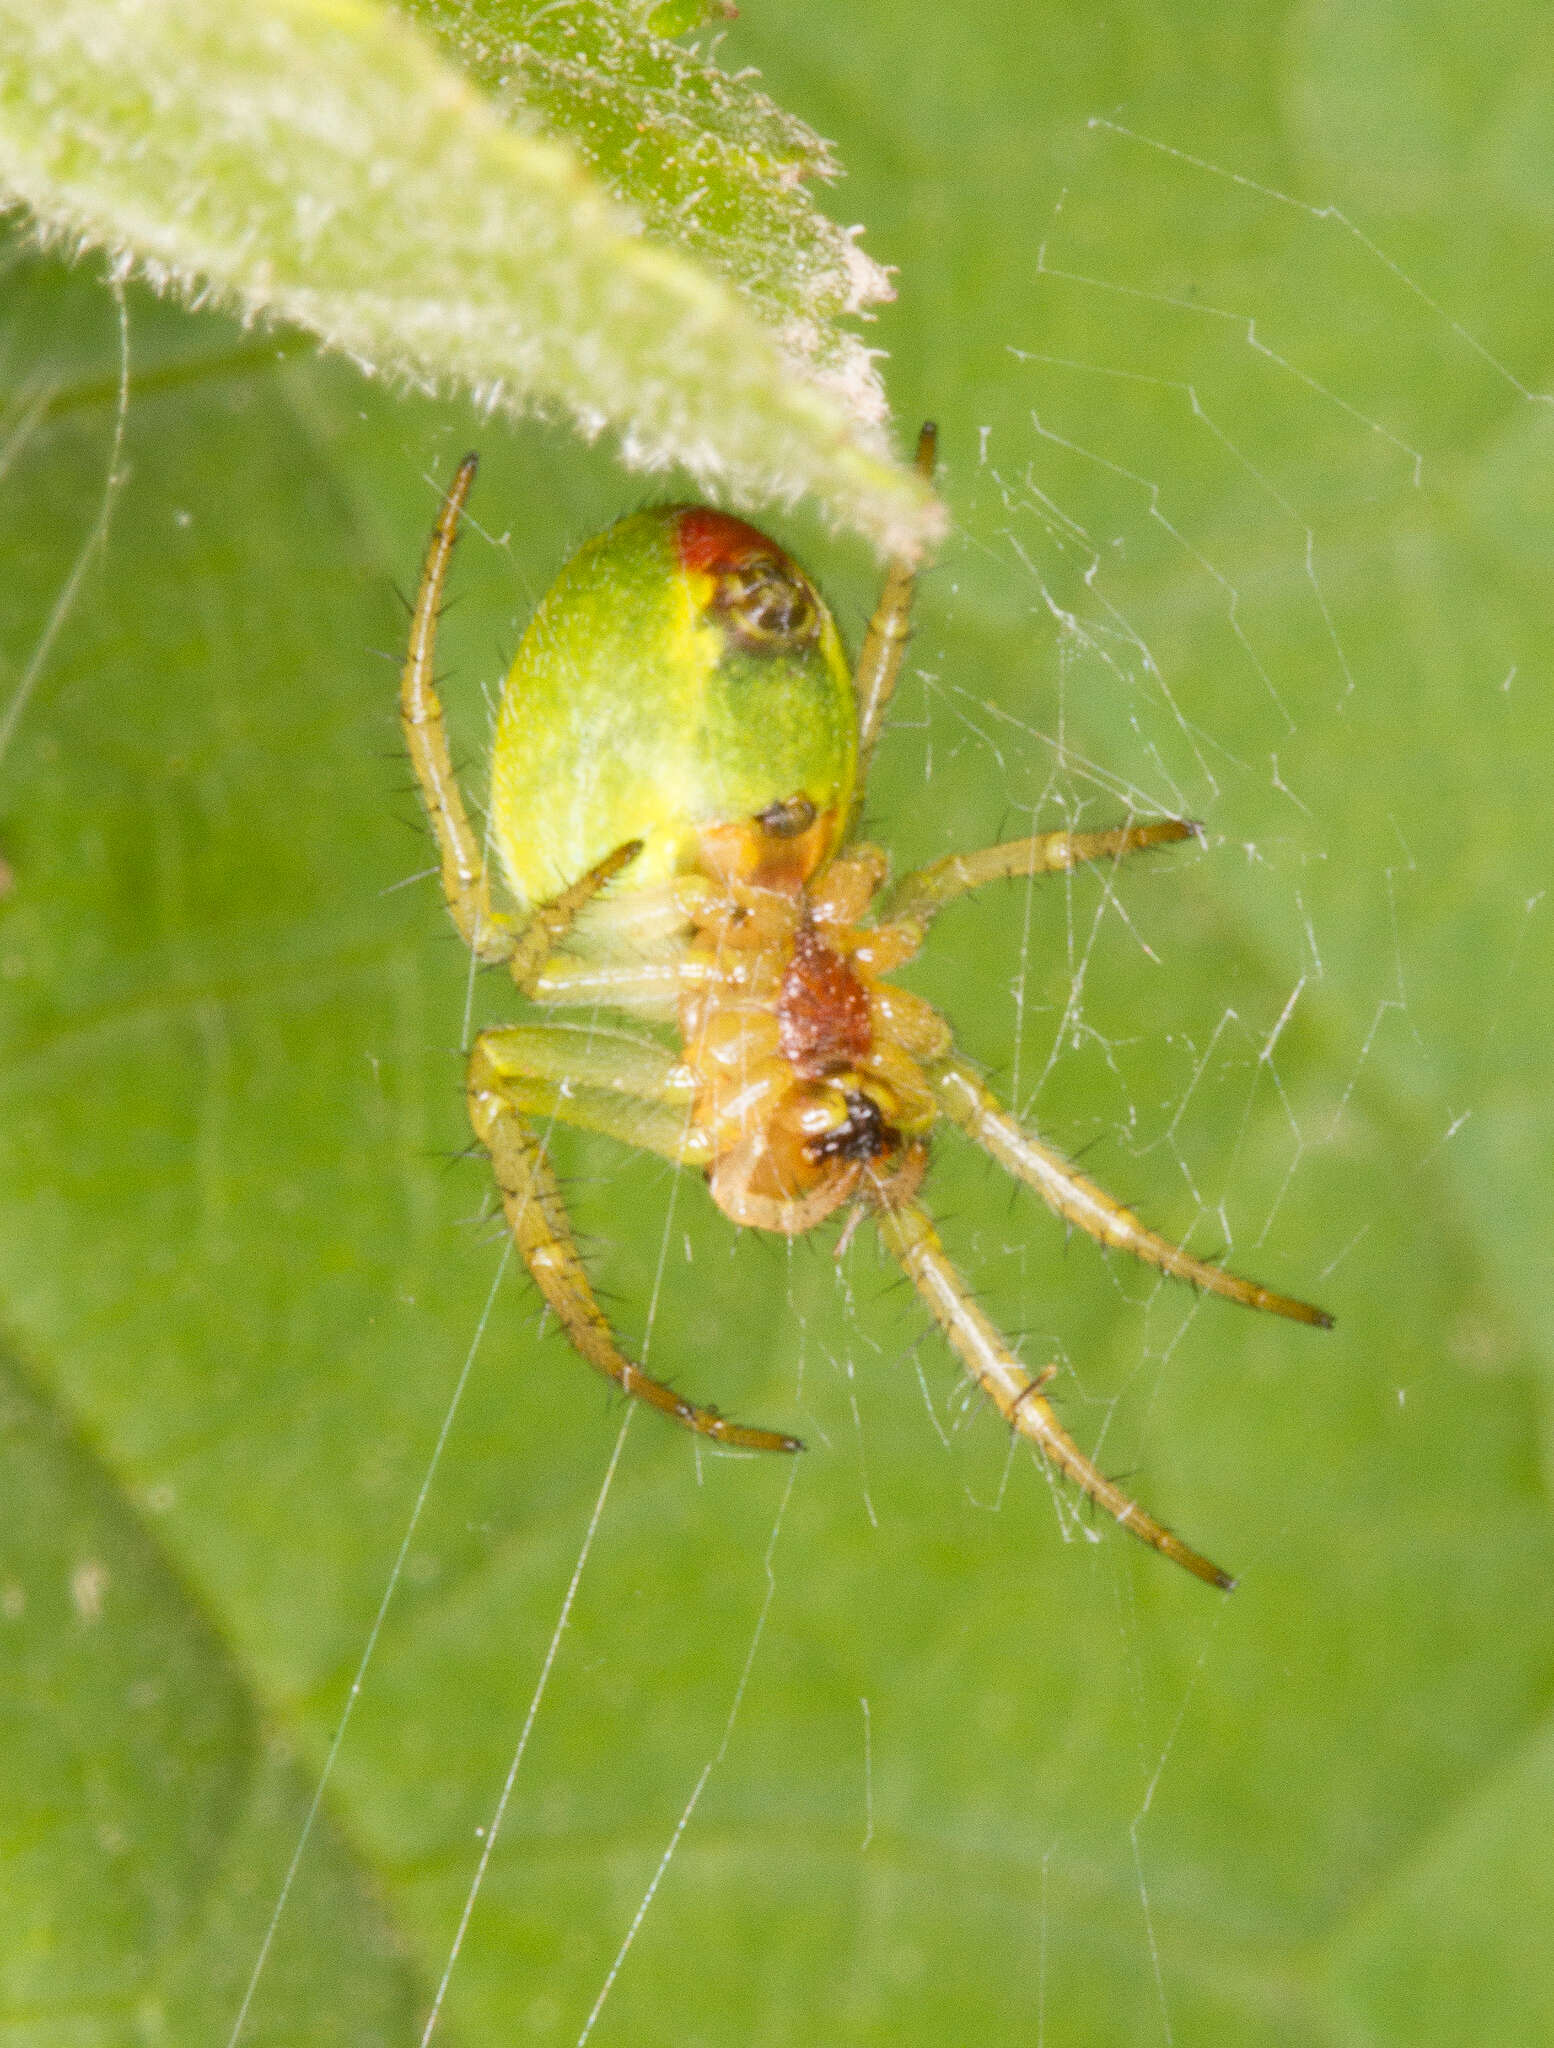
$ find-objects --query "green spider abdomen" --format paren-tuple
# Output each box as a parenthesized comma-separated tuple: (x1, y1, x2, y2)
(489, 507, 858, 905)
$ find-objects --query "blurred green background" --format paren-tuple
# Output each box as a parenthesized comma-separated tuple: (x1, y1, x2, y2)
(3, 1, 1552, 2042)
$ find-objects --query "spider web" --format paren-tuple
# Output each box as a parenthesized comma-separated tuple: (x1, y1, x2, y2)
(2, 66, 1542, 2048)
(223, 127, 1466, 2044)
(338, 124, 1521, 2047)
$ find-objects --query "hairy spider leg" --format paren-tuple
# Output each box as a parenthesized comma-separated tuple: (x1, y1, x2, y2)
(860, 763, 1327, 1325)
(401, 460, 651, 993)
(871, 1191, 1233, 1588)
(470, 1022, 710, 1166)
(851, 422, 938, 820)
(468, 1030, 802, 1454)
(883, 818, 1199, 928)
(931, 1057, 1333, 1326)
(400, 452, 515, 965)
(401, 458, 799, 1454)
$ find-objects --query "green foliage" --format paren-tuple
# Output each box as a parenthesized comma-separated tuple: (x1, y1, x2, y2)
(402, 0, 890, 411)
(2, 2, 1552, 2043)
(0, 0, 934, 556)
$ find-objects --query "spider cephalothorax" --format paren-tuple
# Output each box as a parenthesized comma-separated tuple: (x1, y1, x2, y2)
(401, 430, 1331, 1589)
(680, 847, 938, 1235)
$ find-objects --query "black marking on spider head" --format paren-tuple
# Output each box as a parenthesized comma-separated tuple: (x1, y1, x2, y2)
(809, 1088, 896, 1166)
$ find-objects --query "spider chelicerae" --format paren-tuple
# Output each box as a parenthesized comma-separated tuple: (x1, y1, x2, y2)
(399, 427, 1330, 1590)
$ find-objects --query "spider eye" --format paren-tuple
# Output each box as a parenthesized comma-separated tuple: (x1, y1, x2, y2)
(713, 559, 820, 652)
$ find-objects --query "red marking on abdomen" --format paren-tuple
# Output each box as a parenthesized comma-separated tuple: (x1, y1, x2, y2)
(778, 926, 872, 1079)
(675, 507, 778, 577)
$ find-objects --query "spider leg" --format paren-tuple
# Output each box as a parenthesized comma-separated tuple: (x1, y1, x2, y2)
(528, 954, 683, 1017)
(502, 840, 644, 996)
(932, 1056, 1333, 1327)
(852, 422, 938, 821)
(884, 818, 1197, 928)
(468, 1030, 800, 1454)
(401, 455, 645, 989)
(472, 1022, 711, 1164)
(400, 454, 515, 964)
(870, 1191, 1233, 1588)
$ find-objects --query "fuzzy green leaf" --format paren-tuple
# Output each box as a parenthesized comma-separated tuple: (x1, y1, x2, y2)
(0, 0, 937, 556)
(400, 0, 893, 422)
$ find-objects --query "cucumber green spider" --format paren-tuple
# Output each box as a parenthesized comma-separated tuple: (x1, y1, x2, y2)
(399, 427, 1330, 1588)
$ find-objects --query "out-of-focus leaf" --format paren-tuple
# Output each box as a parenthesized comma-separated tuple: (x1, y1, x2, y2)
(0, 1344, 417, 2039)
